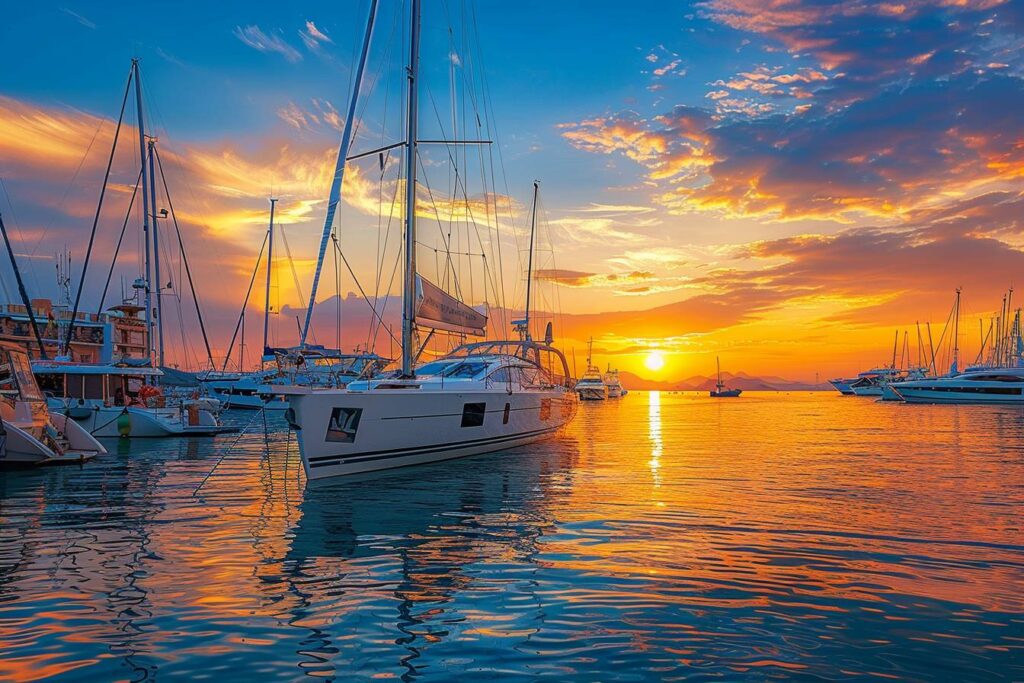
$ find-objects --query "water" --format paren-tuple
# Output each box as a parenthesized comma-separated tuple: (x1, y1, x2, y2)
(1, 392, 1021, 681)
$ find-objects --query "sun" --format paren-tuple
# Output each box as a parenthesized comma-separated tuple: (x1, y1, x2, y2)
(644, 350, 666, 372)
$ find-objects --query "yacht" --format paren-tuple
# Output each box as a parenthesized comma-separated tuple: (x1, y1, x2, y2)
(283, 339, 578, 480)
(889, 367, 1024, 404)
(34, 362, 230, 437)
(848, 367, 902, 396)
(0, 342, 105, 465)
(603, 366, 626, 398)
(200, 370, 288, 411)
(276, 1, 578, 481)
(575, 339, 607, 400)
(709, 356, 742, 397)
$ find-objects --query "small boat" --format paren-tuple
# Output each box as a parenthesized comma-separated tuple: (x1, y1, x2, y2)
(709, 357, 742, 397)
(603, 365, 627, 398)
(0, 342, 106, 465)
(34, 362, 231, 437)
(575, 339, 608, 401)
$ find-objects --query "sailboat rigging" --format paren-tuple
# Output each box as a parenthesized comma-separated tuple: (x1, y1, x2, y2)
(278, 0, 578, 480)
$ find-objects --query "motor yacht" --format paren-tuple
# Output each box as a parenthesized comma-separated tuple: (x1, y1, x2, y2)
(889, 366, 1024, 404)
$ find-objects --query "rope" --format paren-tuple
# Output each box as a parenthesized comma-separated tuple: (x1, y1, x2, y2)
(192, 408, 266, 497)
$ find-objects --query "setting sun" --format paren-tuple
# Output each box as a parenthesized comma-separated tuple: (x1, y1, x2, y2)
(644, 351, 665, 372)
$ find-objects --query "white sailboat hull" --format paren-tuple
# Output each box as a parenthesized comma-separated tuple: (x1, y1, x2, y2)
(287, 388, 577, 480)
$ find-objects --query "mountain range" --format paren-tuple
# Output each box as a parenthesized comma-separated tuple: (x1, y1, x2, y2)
(617, 371, 830, 392)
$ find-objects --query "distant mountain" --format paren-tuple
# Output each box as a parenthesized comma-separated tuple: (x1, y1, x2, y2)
(618, 370, 829, 392)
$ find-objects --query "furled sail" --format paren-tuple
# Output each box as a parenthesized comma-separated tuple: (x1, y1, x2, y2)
(415, 275, 487, 335)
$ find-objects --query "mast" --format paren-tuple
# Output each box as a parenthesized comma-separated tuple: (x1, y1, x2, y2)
(148, 138, 164, 366)
(523, 181, 539, 341)
(299, 0, 379, 348)
(263, 197, 277, 355)
(401, 0, 422, 376)
(717, 356, 722, 388)
(133, 59, 154, 365)
(951, 287, 961, 374)
(0, 214, 47, 359)
(890, 329, 898, 369)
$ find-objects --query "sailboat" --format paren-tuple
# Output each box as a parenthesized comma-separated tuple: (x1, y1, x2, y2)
(28, 59, 228, 436)
(278, 0, 578, 480)
(709, 357, 741, 397)
(575, 338, 608, 400)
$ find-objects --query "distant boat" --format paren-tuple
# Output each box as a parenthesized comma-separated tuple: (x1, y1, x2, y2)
(603, 365, 627, 398)
(709, 357, 742, 398)
(575, 338, 608, 400)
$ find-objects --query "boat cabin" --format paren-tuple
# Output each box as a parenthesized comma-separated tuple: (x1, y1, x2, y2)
(33, 363, 163, 407)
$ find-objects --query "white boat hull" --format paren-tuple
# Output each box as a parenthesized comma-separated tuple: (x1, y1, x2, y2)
(891, 384, 1024, 404)
(48, 401, 226, 437)
(577, 386, 607, 400)
(851, 385, 883, 396)
(287, 388, 577, 480)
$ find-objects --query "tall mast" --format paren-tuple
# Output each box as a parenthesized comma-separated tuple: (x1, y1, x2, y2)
(299, 0, 379, 348)
(148, 138, 164, 366)
(717, 356, 722, 387)
(0, 214, 47, 359)
(401, 0, 422, 376)
(952, 287, 961, 373)
(890, 329, 898, 368)
(263, 197, 277, 355)
(132, 59, 154, 365)
(523, 181, 539, 341)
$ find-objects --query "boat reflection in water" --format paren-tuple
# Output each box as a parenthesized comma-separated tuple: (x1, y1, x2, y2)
(280, 435, 579, 648)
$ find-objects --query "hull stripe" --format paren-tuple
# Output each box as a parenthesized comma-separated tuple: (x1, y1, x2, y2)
(307, 425, 561, 468)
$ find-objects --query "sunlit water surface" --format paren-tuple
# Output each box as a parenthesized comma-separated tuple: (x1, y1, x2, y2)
(0, 392, 1021, 681)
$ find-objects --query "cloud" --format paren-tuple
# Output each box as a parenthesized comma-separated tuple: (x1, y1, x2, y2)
(562, 74, 1024, 223)
(299, 20, 333, 50)
(233, 25, 302, 63)
(60, 7, 95, 29)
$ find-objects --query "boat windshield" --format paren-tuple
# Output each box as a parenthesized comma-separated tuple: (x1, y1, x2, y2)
(441, 361, 488, 379)
(6, 351, 43, 401)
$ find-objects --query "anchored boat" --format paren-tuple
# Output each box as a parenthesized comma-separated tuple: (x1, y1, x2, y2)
(34, 362, 229, 437)
(0, 343, 105, 465)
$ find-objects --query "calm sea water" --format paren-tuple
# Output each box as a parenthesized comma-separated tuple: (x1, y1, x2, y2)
(0, 392, 1021, 681)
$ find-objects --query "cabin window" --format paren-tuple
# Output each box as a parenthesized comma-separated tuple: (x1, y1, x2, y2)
(443, 362, 487, 379)
(488, 367, 513, 385)
(326, 407, 362, 443)
(503, 403, 511, 424)
(461, 402, 486, 427)
(84, 374, 104, 400)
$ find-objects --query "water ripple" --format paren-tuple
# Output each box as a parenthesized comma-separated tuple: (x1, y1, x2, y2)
(0, 393, 1021, 680)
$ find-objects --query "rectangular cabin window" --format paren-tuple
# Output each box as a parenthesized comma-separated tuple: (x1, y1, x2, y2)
(84, 374, 104, 400)
(503, 402, 511, 424)
(461, 402, 486, 428)
(326, 407, 362, 443)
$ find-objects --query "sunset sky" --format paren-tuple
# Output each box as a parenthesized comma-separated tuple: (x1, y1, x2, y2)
(2, 1, 1024, 380)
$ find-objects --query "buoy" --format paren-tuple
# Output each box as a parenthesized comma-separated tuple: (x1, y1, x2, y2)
(117, 409, 131, 437)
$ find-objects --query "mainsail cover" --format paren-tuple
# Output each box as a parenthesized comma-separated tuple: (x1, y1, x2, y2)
(415, 275, 487, 335)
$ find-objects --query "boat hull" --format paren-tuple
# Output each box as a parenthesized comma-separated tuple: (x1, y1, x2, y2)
(828, 379, 855, 395)
(890, 384, 1024, 404)
(48, 401, 227, 437)
(710, 389, 742, 397)
(287, 388, 577, 480)
(577, 386, 607, 400)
